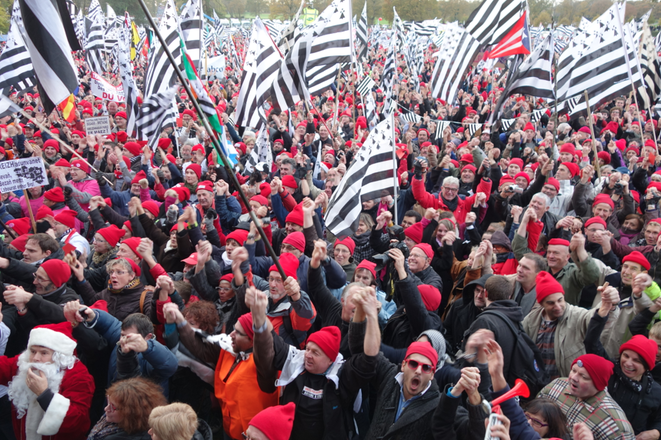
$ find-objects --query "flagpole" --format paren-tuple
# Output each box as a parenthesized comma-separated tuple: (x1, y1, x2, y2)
(614, 2, 642, 117)
(136, 0, 288, 280)
(390, 111, 398, 225)
(583, 91, 601, 179)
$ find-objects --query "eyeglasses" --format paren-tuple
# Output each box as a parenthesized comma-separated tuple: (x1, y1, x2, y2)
(443, 187, 459, 193)
(33, 273, 49, 283)
(409, 253, 428, 260)
(405, 359, 433, 373)
(525, 413, 548, 429)
(268, 276, 283, 284)
(106, 399, 117, 413)
(281, 244, 299, 253)
(108, 270, 128, 276)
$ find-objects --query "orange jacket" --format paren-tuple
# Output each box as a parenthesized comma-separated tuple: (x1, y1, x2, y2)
(214, 350, 279, 439)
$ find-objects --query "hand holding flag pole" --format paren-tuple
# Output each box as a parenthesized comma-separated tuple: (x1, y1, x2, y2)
(136, 0, 287, 281)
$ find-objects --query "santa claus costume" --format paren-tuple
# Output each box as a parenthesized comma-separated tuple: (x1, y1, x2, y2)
(0, 322, 94, 440)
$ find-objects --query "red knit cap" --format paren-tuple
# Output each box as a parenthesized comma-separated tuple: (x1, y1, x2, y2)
(123, 142, 142, 157)
(460, 153, 474, 164)
(620, 335, 658, 369)
(509, 158, 524, 169)
(7, 218, 31, 236)
(560, 144, 575, 154)
(123, 220, 133, 233)
(9, 234, 30, 252)
(43, 139, 60, 153)
(535, 271, 564, 303)
(334, 237, 355, 255)
(142, 201, 159, 218)
(461, 164, 477, 174)
(249, 402, 296, 440)
(40, 260, 72, 288)
(546, 177, 560, 191)
(584, 217, 607, 230)
(187, 163, 202, 179)
(285, 204, 304, 227)
(499, 176, 516, 188)
(196, 181, 214, 193)
(560, 162, 579, 177)
(54, 158, 71, 168)
(283, 231, 305, 252)
(220, 273, 234, 284)
(418, 285, 441, 312)
(269, 252, 299, 280)
(598, 151, 611, 164)
(226, 229, 249, 246)
(571, 354, 613, 391)
(592, 194, 614, 209)
(97, 225, 126, 247)
(71, 159, 90, 174)
(413, 243, 433, 259)
(36, 206, 53, 221)
(237, 313, 254, 341)
(131, 170, 147, 184)
(548, 238, 570, 247)
(404, 222, 423, 244)
(514, 172, 531, 185)
(121, 237, 142, 260)
(282, 175, 298, 190)
(355, 259, 377, 279)
(405, 341, 438, 369)
(44, 187, 65, 203)
(172, 186, 190, 202)
(120, 257, 141, 277)
(307, 326, 341, 361)
(251, 195, 269, 206)
(54, 210, 77, 228)
(622, 251, 651, 271)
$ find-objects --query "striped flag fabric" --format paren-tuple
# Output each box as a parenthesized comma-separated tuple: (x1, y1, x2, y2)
(530, 108, 546, 123)
(489, 33, 554, 124)
(180, 0, 203, 72)
(143, 0, 181, 99)
(245, 128, 272, 174)
(118, 19, 141, 138)
(488, 10, 530, 58)
(325, 115, 397, 238)
(0, 1, 35, 93)
(381, 30, 397, 86)
(87, 0, 103, 25)
(365, 92, 378, 128)
(636, 21, 661, 110)
(136, 85, 178, 145)
(17, 0, 78, 112)
(434, 120, 452, 139)
(0, 93, 22, 119)
(356, 1, 368, 60)
(401, 110, 421, 123)
(392, 7, 405, 49)
(305, 0, 353, 97)
(235, 18, 282, 129)
(429, 25, 481, 105)
(500, 118, 515, 131)
(356, 76, 375, 97)
(85, 0, 106, 74)
(277, 0, 304, 55)
(464, 0, 526, 45)
(466, 123, 482, 137)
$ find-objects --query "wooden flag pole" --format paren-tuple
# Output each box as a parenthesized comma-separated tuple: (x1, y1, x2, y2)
(136, 0, 288, 281)
(583, 90, 601, 179)
(24, 188, 37, 233)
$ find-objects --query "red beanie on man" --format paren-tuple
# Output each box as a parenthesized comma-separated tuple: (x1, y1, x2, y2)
(620, 335, 658, 369)
(307, 326, 341, 361)
(283, 231, 305, 252)
(535, 271, 564, 303)
(97, 225, 126, 247)
(40, 260, 72, 288)
(404, 222, 423, 244)
(418, 285, 442, 312)
(248, 402, 296, 440)
(121, 237, 143, 260)
(285, 204, 304, 227)
(269, 252, 299, 280)
(44, 187, 65, 203)
(622, 251, 651, 271)
(405, 341, 438, 369)
(54, 210, 77, 229)
(237, 313, 254, 341)
(334, 237, 356, 255)
(571, 354, 613, 391)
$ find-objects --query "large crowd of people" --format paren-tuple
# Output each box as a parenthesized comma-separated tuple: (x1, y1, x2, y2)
(0, 26, 659, 440)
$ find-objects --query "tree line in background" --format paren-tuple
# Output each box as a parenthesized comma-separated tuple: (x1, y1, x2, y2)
(0, 0, 660, 42)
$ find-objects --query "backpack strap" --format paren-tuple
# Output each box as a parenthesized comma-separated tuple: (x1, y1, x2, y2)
(139, 289, 148, 314)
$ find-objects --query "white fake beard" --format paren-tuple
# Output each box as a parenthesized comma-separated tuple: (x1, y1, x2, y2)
(7, 352, 65, 419)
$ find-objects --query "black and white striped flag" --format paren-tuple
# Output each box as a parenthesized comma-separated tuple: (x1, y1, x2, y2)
(305, 0, 353, 97)
(357, 1, 368, 60)
(180, 0, 203, 72)
(143, 0, 181, 99)
(530, 109, 546, 123)
(466, 123, 482, 137)
(401, 110, 421, 123)
(325, 115, 397, 238)
(637, 21, 661, 110)
(136, 86, 178, 144)
(277, 0, 304, 55)
(245, 128, 273, 174)
(381, 30, 397, 86)
(564, 96, 579, 115)
(235, 18, 282, 129)
(500, 118, 515, 131)
(464, 0, 526, 45)
(356, 76, 375, 96)
(434, 120, 451, 139)
(0, 1, 35, 93)
(429, 25, 481, 105)
(118, 21, 141, 139)
(392, 7, 405, 49)
(17, 0, 78, 111)
(489, 33, 554, 124)
(87, 0, 103, 25)
(0, 93, 22, 119)
(365, 92, 378, 128)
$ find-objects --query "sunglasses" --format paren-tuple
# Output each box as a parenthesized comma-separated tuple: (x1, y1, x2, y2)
(405, 359, 433, 373)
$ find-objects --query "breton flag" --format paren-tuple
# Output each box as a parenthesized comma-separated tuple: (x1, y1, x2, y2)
(143, 0, 182, 99)
(636, 21, 661, 110)
(356, 76, 375, 97)
(434, 120, 452, 139)
(180, 0, 203, 72)
(235, 18, 282, 130)
(356, 1, 368, 60)
(118, 19, 141, 138)
(488, 10, 530, 58)
(325, 115, 397, 238)
(464, 0, 526, 46)
(429, 24, 481, 105)
(245, 128, 273, 174)
(0, 0, 35, 93)
(489, 32, 554, 124)
(277, 0, 304, 55)
(136, 86, 178, 144)
(17, 0, 79, 114)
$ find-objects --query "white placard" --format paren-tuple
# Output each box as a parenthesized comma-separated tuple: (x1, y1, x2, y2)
(85, 116, 112, 135)
(0, 157, 48, 193)
(205, 56, 226, 80)
(90, 72, 125, 102)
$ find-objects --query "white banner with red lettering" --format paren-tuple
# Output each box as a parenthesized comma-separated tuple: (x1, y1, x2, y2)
(90, 72, 125, 102)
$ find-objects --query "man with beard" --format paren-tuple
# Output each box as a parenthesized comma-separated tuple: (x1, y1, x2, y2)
(0, 321, 94, 440)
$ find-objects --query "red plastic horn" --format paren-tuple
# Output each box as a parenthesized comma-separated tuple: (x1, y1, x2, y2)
(490, 379, 530, 407)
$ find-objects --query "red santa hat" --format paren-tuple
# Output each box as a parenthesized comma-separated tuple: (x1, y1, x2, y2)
(28, 322, 77, 357)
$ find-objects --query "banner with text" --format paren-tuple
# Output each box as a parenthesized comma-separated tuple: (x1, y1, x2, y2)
(0, 157, 48, 193)
(91, 72, 125, 102)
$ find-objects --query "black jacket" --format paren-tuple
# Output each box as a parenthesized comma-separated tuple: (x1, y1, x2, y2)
(462, 299, 525, 380)
(444, 274, 492, 355)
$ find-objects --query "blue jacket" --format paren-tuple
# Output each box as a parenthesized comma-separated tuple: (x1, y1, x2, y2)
(87, 309, 178, 390)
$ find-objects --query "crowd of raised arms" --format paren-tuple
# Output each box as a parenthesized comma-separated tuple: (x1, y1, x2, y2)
(3, 13, 661, 440)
